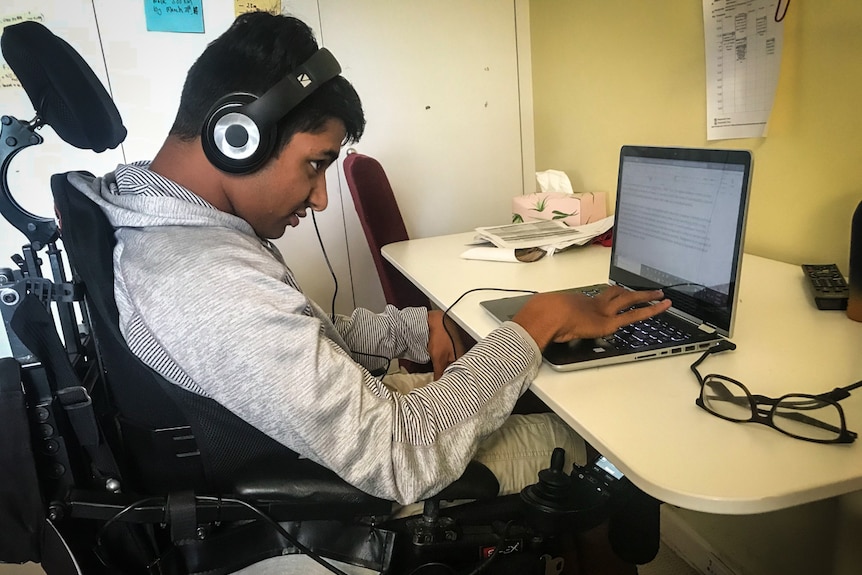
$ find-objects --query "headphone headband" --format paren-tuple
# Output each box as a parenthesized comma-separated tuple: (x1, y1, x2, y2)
(244, 48, 341, 128)
(202, 47, 342, 174)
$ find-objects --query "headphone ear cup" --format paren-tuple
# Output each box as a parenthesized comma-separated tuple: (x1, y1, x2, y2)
(201, 93, 278, 174)
(200, 48, 341, 174)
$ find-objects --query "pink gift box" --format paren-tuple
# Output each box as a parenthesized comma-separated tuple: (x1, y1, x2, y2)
(512, 192, 607, 227)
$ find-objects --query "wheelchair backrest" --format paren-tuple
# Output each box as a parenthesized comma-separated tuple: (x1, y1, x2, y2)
(52, 172, 303, 494)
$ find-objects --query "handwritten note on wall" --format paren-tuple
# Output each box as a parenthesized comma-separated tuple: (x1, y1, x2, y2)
(0, 11, 46, 90)
(235, 1, 282, 18)
(145, 0, 204, 33)
(1, 10, 45, 29)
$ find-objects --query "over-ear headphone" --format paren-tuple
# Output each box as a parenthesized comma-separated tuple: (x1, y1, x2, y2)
(201, 47, 341, 174)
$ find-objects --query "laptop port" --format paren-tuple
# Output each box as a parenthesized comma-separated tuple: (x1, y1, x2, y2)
(671, 348, 682, 354)
(685, 345, 695, 352)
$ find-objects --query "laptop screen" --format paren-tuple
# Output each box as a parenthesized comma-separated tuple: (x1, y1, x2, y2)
(609, 146, 752, 336)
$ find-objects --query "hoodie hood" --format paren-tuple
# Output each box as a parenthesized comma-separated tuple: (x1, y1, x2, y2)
(68, 162, 257, 239)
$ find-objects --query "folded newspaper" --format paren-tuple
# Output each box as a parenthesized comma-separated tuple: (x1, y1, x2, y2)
(474, 216, 614, 252)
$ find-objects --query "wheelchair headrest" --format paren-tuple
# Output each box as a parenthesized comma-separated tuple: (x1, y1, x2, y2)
(0, 21, 126, 152)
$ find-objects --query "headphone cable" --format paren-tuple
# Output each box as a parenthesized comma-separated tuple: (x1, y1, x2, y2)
(311, 211, 393, 376)
(311, 211, 338, 321)
(307, 225, 537, 377)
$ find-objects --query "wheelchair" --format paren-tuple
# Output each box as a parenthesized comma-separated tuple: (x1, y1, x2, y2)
(0, 21, 656, 575)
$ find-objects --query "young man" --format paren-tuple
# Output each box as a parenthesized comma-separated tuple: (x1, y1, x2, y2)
(72, 12, 669, 510)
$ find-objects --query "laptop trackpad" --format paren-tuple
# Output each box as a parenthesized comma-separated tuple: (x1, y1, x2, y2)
(544, 337, 614, 365)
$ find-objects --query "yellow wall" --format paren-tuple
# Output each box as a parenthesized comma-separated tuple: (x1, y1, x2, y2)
(530, 0, 862, 268)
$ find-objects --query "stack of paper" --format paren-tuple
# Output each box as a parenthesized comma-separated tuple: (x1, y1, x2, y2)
(474, 216, 614, 251)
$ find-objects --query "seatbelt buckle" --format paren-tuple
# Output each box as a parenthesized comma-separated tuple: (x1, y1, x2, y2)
(57, 385, 92, 409)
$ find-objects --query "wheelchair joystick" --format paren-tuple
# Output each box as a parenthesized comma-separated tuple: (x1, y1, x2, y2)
(521, 448, 611, 534)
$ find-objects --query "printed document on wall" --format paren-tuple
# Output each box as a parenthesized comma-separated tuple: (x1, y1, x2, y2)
(703, 0, 784, 140)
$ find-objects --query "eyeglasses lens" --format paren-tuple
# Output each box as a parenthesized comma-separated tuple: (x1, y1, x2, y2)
(701, 376, 751, 421)
(773, 396, 844, 441)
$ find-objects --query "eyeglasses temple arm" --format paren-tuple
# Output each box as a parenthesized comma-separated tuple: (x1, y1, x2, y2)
(820, 379, 862, 402)
(690, 340, 737, 384)
(771, 408, 848, 435)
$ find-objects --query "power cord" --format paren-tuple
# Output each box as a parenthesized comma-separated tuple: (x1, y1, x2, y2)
(93, 496, 172, 571)
(350, 349, 393, 377)
(439, 288, 537, 360)
(403, 519, 512, 575)
(310, 216, 537, 378)
(95, 495, 356, 575)
(206, 496, 354, 575)
(464, 520, 515, 575)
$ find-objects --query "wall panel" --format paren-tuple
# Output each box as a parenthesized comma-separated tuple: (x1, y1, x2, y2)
(0, 1, 531, 357)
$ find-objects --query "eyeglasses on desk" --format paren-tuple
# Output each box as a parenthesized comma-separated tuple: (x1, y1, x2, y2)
(690, 341, 861, 444)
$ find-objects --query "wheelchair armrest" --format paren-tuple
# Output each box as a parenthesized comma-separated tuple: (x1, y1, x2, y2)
(234, 458, 392, 518)
(234, 459, 499, 511)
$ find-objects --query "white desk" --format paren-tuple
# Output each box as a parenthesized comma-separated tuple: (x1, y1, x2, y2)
(382, 232, 862, 515)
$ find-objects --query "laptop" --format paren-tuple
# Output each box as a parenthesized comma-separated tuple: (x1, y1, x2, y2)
(480, 145, 753, 371)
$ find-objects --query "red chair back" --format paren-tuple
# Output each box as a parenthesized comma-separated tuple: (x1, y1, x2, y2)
(343, 152, 430, 310)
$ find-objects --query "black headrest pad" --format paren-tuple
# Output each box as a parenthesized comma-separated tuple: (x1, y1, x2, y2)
(0, 21, 126, 152)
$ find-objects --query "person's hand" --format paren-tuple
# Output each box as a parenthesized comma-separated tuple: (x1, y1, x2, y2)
(512, 286, 672, 350)
(427, 309, 468, 379)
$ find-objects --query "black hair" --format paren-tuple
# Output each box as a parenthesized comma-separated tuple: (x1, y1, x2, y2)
(170, 12, 364, 149)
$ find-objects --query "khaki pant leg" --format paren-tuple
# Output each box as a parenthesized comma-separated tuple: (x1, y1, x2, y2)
(382, 371, 433, 395)
(473, 412, 588, 496)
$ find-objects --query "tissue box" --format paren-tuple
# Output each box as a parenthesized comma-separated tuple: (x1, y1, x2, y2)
(512, 192, 607, 227)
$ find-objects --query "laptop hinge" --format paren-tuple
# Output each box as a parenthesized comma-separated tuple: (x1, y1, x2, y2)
(697, 323, 717, 334)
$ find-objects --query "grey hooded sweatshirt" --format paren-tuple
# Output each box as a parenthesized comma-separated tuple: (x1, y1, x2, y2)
(70, 163, 542, 505)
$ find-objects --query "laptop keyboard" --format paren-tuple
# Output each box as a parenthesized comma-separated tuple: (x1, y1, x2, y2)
(604, 316, 692, 350)
(577, 285, 693, 351)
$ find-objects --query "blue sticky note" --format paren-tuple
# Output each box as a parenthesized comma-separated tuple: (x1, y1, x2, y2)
(145, 0, 205, 34)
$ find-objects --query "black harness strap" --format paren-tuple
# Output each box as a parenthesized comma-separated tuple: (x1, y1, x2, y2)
(0, 357, 44, 563)
(11, 293, 120, 481)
